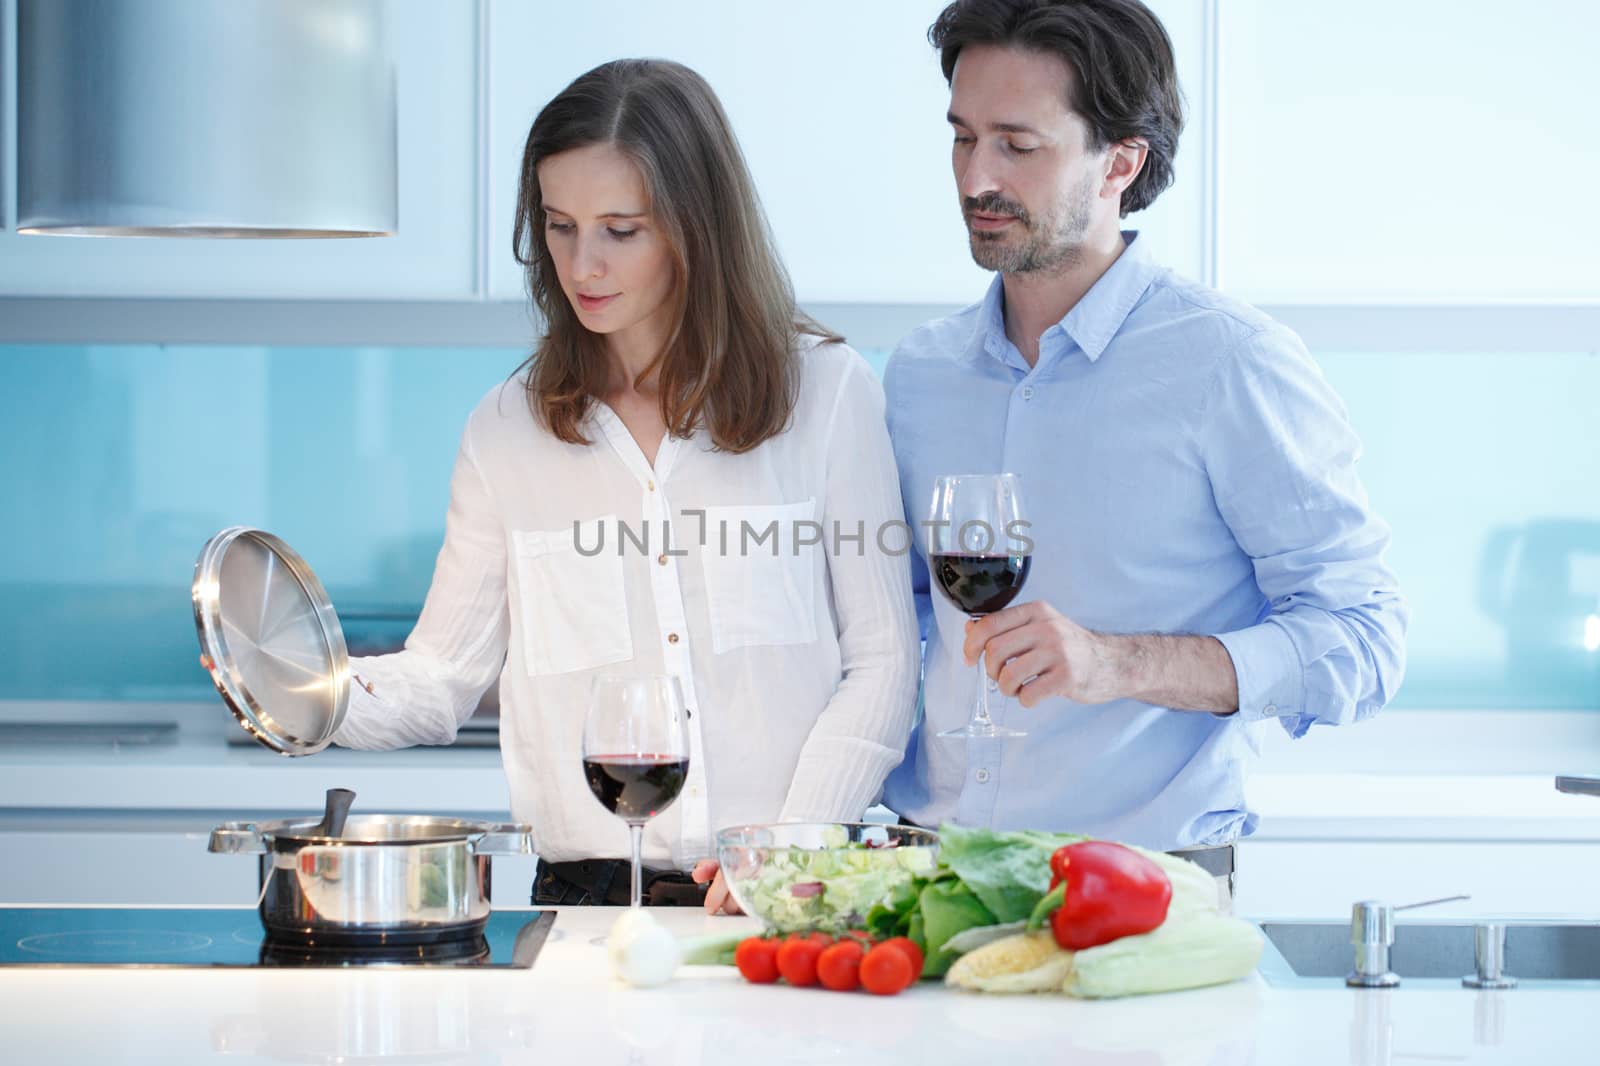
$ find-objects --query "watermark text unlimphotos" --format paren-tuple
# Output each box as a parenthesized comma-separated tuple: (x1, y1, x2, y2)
(572, 514, 1034, 558)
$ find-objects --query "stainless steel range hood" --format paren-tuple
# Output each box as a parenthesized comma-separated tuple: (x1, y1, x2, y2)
(16, 0, 397, 238)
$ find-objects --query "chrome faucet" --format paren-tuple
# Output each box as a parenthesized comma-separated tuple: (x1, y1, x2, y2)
(1463, 923, 1517, 989)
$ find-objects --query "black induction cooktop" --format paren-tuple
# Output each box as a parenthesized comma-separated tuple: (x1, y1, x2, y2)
(0, 907, 554, 968)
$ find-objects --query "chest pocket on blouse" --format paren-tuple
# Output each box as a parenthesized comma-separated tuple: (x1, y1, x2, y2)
(699, 498, 819, 654)
(512, 516, 633, 677)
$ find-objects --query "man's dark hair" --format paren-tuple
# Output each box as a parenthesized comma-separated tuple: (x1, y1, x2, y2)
(930, 0, 1185, 215)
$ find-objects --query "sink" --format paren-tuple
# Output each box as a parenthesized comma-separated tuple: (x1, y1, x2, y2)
(1258, 920, 1600, 985)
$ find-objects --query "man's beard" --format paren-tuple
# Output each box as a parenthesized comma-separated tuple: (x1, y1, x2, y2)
(963, 178, 1095, 275)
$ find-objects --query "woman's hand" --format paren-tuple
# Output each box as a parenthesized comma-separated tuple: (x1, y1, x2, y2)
(691, 859, 744, 915)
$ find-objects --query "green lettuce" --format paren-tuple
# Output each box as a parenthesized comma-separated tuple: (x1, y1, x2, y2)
(935, 824, 1086, 922)
(917, 878, 997, 975)
(864, 866, 943, 940)
(865, 824, 1089, 976)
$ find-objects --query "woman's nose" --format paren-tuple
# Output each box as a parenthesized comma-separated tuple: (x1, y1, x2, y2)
(571, 235, 605, 281)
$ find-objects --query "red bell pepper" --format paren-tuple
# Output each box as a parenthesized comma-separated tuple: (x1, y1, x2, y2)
(1045, 841, 1172, 951)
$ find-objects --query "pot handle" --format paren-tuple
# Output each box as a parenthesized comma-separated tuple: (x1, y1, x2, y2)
(208, 821, 266, 854)
(472, 823, 532, 856)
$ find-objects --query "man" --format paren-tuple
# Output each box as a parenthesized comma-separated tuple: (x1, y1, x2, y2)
(881, 0, 1408, 875)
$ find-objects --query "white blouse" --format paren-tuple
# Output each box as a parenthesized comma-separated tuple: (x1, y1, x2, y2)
(331, 339, 921, 869)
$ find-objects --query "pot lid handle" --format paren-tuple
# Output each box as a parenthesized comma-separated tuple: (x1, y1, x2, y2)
(472, 824, 533, 856)
(208, 822, 266, 854)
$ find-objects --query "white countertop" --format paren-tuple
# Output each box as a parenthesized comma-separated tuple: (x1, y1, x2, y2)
(0, 906, 1590, 1066)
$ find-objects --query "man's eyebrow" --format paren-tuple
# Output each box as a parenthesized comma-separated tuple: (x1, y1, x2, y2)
(541, 204, 647, 220)
(946, 111, 1043, 136)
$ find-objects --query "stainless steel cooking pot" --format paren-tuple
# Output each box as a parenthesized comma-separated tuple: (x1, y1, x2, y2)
(210, 814, 531, 942)
(195, 532, 534, 942)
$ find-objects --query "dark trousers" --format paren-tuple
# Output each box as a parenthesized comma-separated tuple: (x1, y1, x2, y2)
(531, 858, 710, 907)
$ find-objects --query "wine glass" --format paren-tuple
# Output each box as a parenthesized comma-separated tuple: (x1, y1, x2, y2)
(582, 674, 690, 907)
(927, 473, 1032, 739)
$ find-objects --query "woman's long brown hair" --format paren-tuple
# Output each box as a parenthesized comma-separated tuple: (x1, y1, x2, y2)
(512, 59, 839, 453)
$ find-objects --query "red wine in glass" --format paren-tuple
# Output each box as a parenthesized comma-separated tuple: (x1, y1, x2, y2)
(582, 674, 690, 908)
(929, 553, 1032, 616)
(583, 754, 689, 823)
(927, 473, 1031, 738)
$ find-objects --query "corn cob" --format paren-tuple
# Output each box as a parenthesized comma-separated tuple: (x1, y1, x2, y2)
(945, 931, 1075, 993)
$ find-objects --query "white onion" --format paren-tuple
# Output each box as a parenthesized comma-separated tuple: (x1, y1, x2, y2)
(607, 909, 682, 987)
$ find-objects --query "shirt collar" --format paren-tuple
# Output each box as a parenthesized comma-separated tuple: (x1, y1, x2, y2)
(967, 230, 1161, 367)
(586, 400, 683, 486)
(968, 275, 1011, 367)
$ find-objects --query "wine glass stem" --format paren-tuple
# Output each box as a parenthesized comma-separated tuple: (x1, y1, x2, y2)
(973, 637, 997, 730)
(629, 822, 645, 909)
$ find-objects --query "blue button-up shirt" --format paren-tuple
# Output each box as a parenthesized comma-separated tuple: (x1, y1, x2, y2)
(880, 232, 1408, 849)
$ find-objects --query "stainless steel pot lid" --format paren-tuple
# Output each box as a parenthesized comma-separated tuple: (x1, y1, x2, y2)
(210, 815, 534, 852)
(192, 527, 349, 756)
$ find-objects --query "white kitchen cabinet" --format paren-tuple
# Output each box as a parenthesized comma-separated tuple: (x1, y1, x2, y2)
(15, 822, 1588, 916)
(3, 1, 1208, 306)
(0, 826, 539, 907)
(1216, 0, 1600, 302)
(0, 707, 539, 905)
(0, 1, 480, 299)
(1236, 840, 1600, 920)
(0, 828, 255, 905)
(486, 0, 1208, 307)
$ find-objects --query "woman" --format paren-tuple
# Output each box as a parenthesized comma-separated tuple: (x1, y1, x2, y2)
(332, 59, 919, 912)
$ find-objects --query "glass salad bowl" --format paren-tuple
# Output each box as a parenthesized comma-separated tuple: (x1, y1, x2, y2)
(715, 822, 939, 933)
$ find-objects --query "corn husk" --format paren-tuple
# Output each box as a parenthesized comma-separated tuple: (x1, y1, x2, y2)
(1063, 915, 1263, 999)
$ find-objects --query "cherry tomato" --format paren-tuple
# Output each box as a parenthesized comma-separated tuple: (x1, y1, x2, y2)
(859, 941, 915, 995)
(783, 931, 832, 955)
(880, 936, 925, 979)
(776, 934, 830, 986)
(734, 936, 780, 984)
(816, 939, 865, 991)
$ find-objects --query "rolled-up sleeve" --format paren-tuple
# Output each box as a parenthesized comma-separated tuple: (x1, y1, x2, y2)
(333, 422, 509, 750)
(779, 353, 921, 821)
(1202, 326, 1409, 738)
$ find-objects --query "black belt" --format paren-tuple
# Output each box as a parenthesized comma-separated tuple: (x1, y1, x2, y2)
(1166, 843, 1236, 879)
(534, 858, 709, 907)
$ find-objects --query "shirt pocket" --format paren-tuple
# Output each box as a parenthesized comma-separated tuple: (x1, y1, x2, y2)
(511, 516, 633, 677)
(700, 498, 819, 654)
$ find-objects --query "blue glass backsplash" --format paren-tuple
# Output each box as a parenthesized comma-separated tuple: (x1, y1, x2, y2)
(1, 343, 1596, 709)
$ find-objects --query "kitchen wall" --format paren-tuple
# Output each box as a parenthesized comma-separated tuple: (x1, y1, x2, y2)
(1, 341, 1596, 712)
(0, 343, 523, 700)
(0, 6, 1596, 780)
